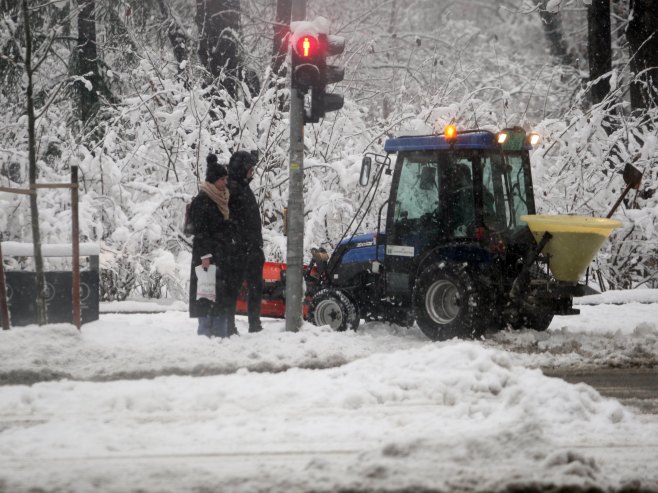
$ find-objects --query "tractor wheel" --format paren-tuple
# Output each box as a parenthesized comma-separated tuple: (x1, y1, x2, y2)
(413, 262, 485, 341)
(309, 289, 360, 332)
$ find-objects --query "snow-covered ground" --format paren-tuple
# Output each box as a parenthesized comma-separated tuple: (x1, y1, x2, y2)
(1, 290, 657, 492)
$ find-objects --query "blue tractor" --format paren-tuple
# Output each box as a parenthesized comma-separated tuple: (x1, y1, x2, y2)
(303, 127, 596, 340)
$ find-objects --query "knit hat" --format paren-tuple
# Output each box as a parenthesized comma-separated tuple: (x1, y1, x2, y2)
(205, 154, 227, 182)
(228, 150, 257, 181)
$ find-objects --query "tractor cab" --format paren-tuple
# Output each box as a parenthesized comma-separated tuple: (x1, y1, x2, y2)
(382, 128, 537, 300)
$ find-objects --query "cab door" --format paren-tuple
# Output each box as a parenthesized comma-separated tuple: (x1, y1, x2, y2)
(384, 152, 441, 296)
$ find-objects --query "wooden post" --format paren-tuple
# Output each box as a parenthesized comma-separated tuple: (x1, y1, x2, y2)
(71, 166, 81, 330)
(0, 239, 10, 330)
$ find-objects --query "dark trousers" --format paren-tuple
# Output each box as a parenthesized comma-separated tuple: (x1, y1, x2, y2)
(220, 274, 241, 334)
(244, 247, 265, 329)
(230, 247, 265, 331)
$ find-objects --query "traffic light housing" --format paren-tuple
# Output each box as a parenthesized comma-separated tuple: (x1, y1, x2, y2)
(306, 34, 345, 123)
(291, 26, 345, 123)
(291, 34, 322, 90)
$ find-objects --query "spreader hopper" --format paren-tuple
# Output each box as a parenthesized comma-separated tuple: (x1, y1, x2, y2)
(521, 215, 622, 284)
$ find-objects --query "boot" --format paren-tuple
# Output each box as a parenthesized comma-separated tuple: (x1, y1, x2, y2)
(248, 322, 263, 333)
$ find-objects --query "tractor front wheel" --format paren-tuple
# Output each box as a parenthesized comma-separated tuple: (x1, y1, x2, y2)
(413, 262, 485, 341)
(309, 289, 360, 332)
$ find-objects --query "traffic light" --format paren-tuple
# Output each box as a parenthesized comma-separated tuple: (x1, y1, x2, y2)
(290, 26, 345, 123)
(306, 34, 345, 123)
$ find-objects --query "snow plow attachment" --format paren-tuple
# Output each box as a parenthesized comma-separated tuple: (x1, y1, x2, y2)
(235, 261, 311, 319)
(235, 262, 287, 318)
(521, 215, 621, 283)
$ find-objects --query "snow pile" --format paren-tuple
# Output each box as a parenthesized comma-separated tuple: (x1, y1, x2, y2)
(576, 289, 658, 305)
(1, 342, 653, 493)
(0, 314, 427, 384)
(99, 298, 188, 313)
(2, 295, 658, 385)
(491, 302, 658, 369)
(1, 295, 657, 491)
(493, 320, 658, 369)
(1, 242, 100, 257)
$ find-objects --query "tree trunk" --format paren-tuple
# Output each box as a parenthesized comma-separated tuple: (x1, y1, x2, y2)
(0, 0, 18, 13)
(382, 0, 398, 120)
(74, 0, 101, 121)
(156, 0, 189, 73)
(271, 0, 291, 76)
(21, 0, 47, 325)
(0, 0, 20, 82)
(627, 0, 658, 110)
(196, 0, 242, 98)
(538, 1, 575, 66)
(587, 0, 612, 105)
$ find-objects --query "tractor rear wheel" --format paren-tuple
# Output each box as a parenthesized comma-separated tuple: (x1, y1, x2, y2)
(413, 262, 485, 341)
(309, 289, 360, 332)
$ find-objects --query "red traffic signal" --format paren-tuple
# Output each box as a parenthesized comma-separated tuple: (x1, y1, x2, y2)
(291, 33, 322, 89)
(289, 21, 346, 122)
(295, 35, 319, 59)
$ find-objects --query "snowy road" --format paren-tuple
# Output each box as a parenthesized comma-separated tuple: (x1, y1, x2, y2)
(1, 291, 657, 492)
(546, 367, 658, 415)
(1, 362, 657, 493)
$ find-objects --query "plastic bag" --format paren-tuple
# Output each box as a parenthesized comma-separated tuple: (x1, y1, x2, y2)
(195, 264, 216, 301)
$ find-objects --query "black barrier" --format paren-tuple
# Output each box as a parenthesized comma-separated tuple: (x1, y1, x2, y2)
(2, 264, 99, 326)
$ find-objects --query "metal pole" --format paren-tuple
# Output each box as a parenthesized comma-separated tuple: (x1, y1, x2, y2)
(285, 0, 306, 332)
(71, 166, 81, 330)
(0, 238, 10, 330)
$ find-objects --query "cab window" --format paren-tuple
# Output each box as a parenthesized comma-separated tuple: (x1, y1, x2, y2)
(482, 153, 529, 231)
(394, 153, 439, 222)
(390, 153, 441, 252)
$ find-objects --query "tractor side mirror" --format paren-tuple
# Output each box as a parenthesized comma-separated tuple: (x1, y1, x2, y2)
(359, 157, 372, 186)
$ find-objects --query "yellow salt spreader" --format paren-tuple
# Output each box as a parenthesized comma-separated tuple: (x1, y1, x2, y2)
(504, 162, 641, 332)
(520, 214, 621, 284)
(504, 213, 622, 331)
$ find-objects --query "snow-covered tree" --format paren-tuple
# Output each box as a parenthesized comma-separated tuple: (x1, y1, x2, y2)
(1, 0, 656, 301)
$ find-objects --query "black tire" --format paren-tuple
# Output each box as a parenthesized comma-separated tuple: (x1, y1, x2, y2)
(413, 262, 485, 341)
(309, 289, 360, 332)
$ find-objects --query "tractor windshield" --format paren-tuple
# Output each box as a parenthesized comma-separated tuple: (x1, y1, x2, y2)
(482, 152, 531, 232)
(391, 151, 475, 245)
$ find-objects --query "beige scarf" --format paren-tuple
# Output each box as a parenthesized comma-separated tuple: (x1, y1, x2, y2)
(200, 181, 230, 219)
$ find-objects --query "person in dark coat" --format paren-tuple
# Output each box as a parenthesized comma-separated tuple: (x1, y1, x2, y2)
(188, 155, 236, 337)
(227, 150, 264, 333)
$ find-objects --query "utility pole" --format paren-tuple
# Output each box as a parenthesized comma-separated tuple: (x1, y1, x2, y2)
(0, 235, 9, 330)
(71, 166, 81, 330)
(285, 0, 306, 332)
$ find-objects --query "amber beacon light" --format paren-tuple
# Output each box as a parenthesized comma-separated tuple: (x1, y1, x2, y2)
(444, 125, 457, 140)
